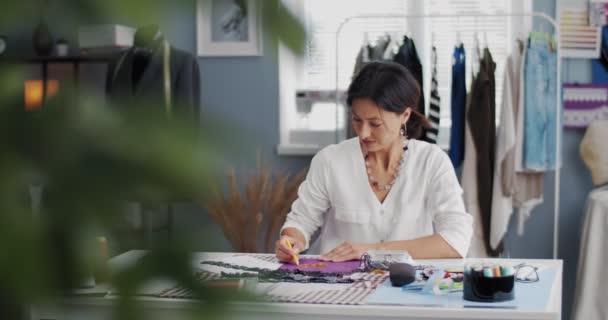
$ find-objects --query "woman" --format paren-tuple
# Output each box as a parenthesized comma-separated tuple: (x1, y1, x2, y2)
(276, 61, 472, 263)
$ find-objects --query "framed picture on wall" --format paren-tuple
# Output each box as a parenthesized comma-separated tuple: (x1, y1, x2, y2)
(197, 0, 263, 56)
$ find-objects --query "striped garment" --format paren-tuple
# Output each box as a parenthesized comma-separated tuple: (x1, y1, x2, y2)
(266, 287, 374, 305)
(266, 272, 388, 305)
(426, 46, 441, 143)
(159, 267, 389, 305)
(159, 271, 222, 298)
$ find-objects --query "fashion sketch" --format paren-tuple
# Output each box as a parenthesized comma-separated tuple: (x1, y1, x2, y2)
(211, 0, 249, 42)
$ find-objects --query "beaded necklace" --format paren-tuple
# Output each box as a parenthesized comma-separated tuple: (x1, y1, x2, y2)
(363, 139, 408, 191)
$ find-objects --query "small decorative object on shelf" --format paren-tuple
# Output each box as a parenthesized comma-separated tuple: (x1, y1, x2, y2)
(33, 0, 54, 56)
(55, 38, 69, 56)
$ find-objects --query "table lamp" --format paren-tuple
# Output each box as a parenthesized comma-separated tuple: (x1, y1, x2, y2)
(24, 79, 59, 111)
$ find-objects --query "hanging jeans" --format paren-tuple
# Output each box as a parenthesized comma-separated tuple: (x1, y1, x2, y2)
(523, 38, 558, 171)
(449, 45, 467, 168)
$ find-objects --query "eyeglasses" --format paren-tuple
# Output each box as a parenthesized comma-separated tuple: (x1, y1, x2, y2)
(513, 263, 539, 283)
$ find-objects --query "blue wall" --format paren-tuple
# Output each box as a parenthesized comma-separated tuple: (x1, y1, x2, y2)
(0, 1, 311, 254)
(157, 3, 312, 253)
(4, 0, 597, 318)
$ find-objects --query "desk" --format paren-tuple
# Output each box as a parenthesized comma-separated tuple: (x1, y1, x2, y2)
(31, 251, 563, 320)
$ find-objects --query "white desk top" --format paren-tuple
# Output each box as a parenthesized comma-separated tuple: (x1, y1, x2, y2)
(32, 250, 563, 320)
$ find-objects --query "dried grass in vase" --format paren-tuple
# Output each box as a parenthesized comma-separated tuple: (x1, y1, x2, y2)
(204, 162, 307, 253)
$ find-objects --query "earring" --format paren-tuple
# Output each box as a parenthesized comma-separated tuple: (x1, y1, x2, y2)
(400, 123, 406, 137)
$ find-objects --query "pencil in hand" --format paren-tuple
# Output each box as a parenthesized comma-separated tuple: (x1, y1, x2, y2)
(285, 239, 300, 266)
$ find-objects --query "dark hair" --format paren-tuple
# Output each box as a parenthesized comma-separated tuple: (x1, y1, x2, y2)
(347, 61, 430, 139)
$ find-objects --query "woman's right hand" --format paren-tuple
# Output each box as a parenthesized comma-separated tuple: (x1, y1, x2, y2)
(275, 235, 302, 263)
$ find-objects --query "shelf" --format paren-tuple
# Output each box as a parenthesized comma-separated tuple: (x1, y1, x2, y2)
(0, 50, 126, 64)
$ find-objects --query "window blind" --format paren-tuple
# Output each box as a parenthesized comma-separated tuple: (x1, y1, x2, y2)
(425, 0, 510, 127)
(301, 0, 413, 91)
(290, 0, 513, 149)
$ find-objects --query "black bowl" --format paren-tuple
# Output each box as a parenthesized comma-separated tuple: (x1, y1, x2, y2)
(463, 273, 515, 302)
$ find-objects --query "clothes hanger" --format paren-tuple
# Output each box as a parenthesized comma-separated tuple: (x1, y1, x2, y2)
(483, 17, 489, 49)
(361, 32, 371, 63)
(455, 17, 462, 46)
(529, 30, 554, 43)
(431, 33, 437, 66)
(383, 32, 399, 60)
(515, 29, 524, 51)
(390, 31, 401, 56)
(483, 31, 488, 49)
(471, 17, 481, 76)
(474, 16, 480, 51)
(364, 31, 375, 49)
(516, 37, 524, 54)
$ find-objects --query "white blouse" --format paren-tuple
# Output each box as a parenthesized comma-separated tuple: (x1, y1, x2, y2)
(281, 138, 473, 257)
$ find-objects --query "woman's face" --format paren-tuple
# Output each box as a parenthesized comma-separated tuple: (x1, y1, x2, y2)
(351, 98, 410, 152)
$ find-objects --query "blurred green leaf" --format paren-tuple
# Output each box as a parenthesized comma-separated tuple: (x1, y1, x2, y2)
(263, 0, 306, 55)
(0, 0, 307, 319)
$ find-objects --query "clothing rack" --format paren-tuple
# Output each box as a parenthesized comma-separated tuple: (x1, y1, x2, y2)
(334, 12, 563, 259)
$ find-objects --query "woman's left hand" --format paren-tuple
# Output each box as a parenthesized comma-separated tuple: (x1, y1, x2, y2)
(320, 241, 374, 262)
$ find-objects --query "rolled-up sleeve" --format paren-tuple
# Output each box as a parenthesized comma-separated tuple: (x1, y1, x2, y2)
(429, 152, 473, 257)
(280, 150, 331, 250)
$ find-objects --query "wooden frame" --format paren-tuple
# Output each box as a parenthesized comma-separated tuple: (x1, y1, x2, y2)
(197, 0, 263, 56)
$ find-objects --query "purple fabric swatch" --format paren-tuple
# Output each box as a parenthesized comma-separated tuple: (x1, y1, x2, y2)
(279, 258, 361, 274)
